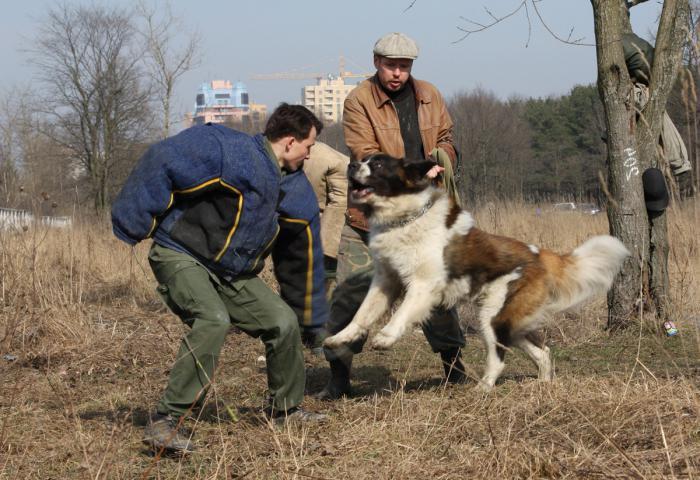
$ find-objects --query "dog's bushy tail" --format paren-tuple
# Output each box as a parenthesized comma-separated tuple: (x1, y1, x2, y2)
(548, 235, 629, 312)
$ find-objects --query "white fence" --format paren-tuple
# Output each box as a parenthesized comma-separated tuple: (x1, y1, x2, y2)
(0, 207, 72, 230)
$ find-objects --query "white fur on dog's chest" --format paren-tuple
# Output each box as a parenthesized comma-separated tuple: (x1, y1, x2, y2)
(368, 198, 472, 307)
(371, 228, 438, 276)
(370, 207, 446, 264)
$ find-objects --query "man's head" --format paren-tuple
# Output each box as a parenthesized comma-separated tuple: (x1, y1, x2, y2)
(264, 103, 323, 171)
(372, 32, 418, 93)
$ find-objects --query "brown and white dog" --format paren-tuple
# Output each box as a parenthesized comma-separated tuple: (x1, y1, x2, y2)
(324, 154, 629, 391)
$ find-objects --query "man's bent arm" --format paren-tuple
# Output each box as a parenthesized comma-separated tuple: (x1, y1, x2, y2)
(435, 92, 457, 165)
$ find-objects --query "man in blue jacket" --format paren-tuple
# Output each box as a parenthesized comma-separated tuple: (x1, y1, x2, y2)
(112, 104, 327, 455)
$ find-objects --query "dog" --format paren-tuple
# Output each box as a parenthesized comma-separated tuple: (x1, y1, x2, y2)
(323, 154, 629, 391)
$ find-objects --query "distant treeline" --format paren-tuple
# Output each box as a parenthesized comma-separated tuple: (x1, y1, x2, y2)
(451, 85, 607, 204)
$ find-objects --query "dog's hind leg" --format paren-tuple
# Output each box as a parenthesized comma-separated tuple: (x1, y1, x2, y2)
(478, 320, 508, 392)
(514, 331, 552, 381)
(476, 273, 523, 391)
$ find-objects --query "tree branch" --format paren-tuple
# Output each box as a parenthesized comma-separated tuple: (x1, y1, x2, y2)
(454, 0, 593, 46)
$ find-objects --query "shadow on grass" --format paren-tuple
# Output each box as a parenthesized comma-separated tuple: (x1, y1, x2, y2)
(78, 405, 150, 426)
(305, 363, 395, 398)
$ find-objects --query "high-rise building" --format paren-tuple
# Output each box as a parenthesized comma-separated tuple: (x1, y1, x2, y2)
(191, 80, 265, 126)
(302, 75, 357, 124)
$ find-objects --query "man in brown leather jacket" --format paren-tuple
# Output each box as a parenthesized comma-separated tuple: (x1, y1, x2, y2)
(317, 32, 467, 400)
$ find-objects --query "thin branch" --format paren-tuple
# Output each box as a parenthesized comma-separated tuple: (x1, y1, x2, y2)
(524, 1, 532, 48)
(454, 0, 593, 47)
(453, 1, 528, 44)
(531, 0, 592, 46)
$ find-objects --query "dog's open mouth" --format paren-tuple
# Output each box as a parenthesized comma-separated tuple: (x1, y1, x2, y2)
(350, 178, 375, 200)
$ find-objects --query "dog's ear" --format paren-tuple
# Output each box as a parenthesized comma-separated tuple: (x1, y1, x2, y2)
(404, 158, 438, 182)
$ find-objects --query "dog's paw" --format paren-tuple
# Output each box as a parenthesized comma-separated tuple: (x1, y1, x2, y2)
(371, 330, 398, 350)
(323, 324, 366, 348)
(475, 379, 495, 393)
(323, 334, 345, 349)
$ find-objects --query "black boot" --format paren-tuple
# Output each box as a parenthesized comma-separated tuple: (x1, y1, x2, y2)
(440, 348, 467, 384)
(315, 358, 352, 400)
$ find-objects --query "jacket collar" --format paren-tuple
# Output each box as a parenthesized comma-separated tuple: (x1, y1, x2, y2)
(370, 75, 432, 108)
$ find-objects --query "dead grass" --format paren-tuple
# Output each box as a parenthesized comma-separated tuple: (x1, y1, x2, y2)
(1, 199, 699, 479)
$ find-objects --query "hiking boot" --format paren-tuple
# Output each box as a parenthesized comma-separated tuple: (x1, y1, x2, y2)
(440, 348, 468, 384)
(314, 358, 351, 400)
(142, 413, 195, 454)
(269, 406, 328, 426)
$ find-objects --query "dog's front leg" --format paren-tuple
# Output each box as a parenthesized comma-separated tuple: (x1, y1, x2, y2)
(371, 283, 437, 350)
(324, 267, 398, 348)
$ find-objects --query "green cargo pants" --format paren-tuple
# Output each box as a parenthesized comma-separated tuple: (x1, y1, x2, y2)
(324, 224, 465, 362)
(148, 244, 305, 416)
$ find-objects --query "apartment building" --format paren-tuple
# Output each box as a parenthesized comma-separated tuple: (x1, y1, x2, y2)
(302, 75, 357, 124)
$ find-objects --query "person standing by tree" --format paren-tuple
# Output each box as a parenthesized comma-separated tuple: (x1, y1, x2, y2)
(622, 30, 693, 193)
(112, 104, 328, 455)
(317, 32, 467, 400)
(591, 0, 689, 331)
(620, 6, 691, 337)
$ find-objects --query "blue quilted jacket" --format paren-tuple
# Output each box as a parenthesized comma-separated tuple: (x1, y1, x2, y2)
(112, 124, 327, 330)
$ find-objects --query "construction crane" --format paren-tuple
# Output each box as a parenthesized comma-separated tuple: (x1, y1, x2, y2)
(251, 55, 372, 81)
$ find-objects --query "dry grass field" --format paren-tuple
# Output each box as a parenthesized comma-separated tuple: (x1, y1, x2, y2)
(1, 199, 699, 479)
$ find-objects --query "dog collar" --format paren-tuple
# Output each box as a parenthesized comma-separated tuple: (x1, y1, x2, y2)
(373, 198, 435, 230)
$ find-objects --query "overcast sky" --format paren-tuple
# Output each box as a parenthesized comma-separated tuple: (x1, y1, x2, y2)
(0, 0, 662, 130)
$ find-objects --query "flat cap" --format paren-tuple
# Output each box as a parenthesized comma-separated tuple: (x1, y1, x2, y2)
(373, 32, 419, 60)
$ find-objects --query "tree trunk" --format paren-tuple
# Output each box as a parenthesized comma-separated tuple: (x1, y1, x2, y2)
(163, 84, 171, 139)
(645, 1, 690, 326)
(592, 0, 647, 329)
(592, 0, 689, 329)
(648, 211, 671, 319)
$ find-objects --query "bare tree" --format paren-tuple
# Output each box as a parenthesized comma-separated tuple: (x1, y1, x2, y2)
(30, 3, 153, 214)
(591, 0, 690, 329)
(0, 89, 27, 207)
(0, 88, 78, 213)
(137, 0, 200, 139)
(449, 88, 532, 202)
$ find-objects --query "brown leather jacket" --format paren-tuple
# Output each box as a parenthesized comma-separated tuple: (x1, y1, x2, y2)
(342, 75, 456, 230)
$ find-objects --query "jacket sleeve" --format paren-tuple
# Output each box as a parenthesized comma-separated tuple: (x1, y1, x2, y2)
(343, 94, 381, 162)
(273, 172, 329, 331)
(434, 91, 457, 166)
(622, 33, 654, 85)
(111, 141, 181, 245)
